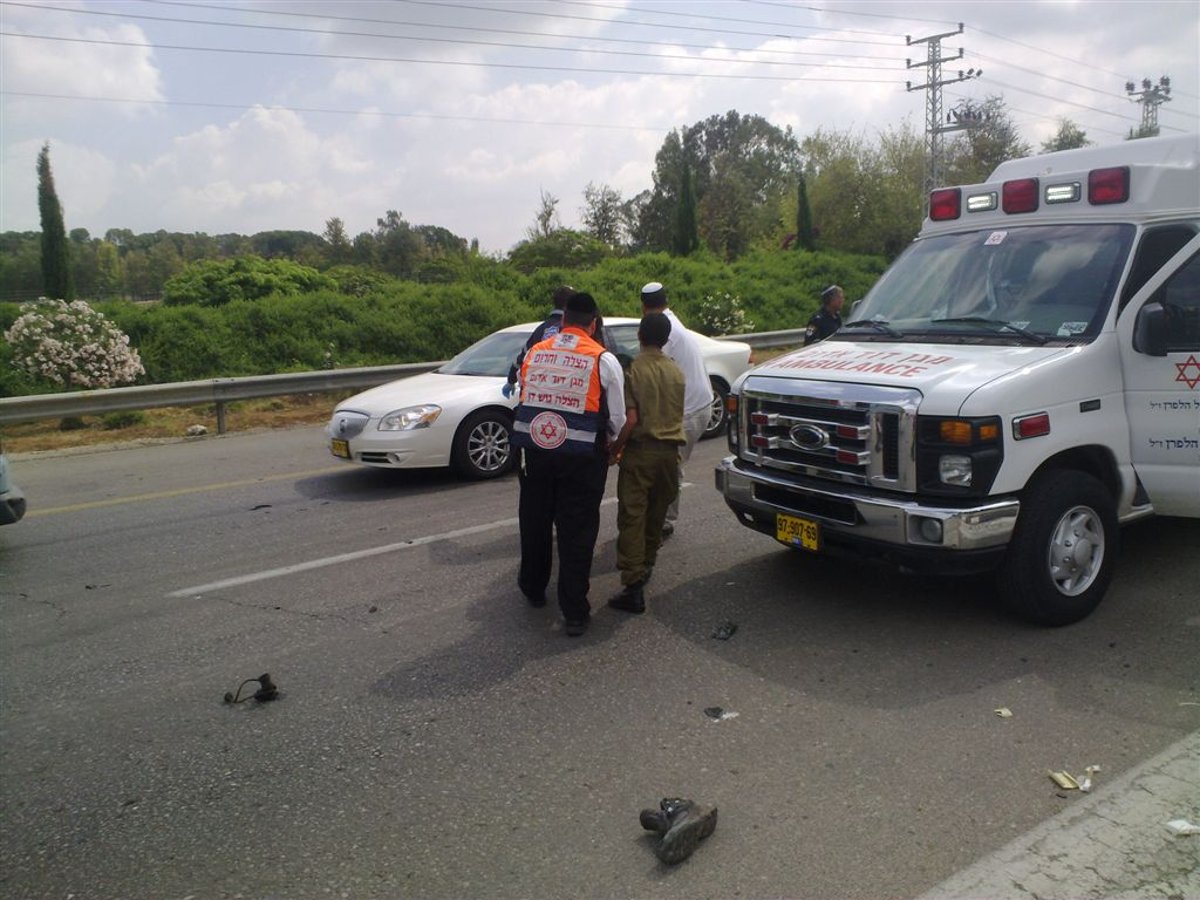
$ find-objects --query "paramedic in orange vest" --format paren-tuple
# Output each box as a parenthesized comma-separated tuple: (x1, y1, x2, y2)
(513, 291, 626, 637)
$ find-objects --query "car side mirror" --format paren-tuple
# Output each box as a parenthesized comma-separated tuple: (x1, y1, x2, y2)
(1133, 302, 1168, 357)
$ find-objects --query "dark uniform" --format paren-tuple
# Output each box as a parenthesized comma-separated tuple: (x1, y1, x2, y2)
(615, 347, 686, 589)
(803, 307, 841, 345)
(506, 309, 563, 390)
(513, 323, 625, 633)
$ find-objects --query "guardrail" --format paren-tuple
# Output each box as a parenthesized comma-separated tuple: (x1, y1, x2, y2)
(0, 328, 806, 431)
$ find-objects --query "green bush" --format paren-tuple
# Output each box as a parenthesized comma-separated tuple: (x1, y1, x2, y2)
(162, 255, 335, 306)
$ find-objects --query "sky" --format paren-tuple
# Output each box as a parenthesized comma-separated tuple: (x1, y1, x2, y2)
(1, 0, 1197, 255)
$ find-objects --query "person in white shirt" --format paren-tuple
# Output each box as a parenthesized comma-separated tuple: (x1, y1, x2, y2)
(639, 282, 713, 536)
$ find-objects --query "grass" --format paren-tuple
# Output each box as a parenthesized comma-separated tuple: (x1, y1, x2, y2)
(2, 393, 344, 455)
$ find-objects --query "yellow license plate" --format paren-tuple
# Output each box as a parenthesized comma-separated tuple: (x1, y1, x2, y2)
(330, 438, 351, 459)
(776, 513, 820, 551)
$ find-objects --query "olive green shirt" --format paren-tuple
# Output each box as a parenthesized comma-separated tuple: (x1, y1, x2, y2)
(625, 347, 686, 445)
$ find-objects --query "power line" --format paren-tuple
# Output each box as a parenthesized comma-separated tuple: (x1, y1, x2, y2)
(0, 1, 903, 72)
(139, 0, 903, 62)
(0, 31, 901, 83)
(0, 88, 678, 132)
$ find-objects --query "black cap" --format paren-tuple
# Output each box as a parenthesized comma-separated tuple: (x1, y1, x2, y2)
(565, 291, 598, 315)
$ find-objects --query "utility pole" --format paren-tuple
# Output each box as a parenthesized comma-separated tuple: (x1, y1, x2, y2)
(906, 24, 982, 205)
(1126, 76, 1171, 138)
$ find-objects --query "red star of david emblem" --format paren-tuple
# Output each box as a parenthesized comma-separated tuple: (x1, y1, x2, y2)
(1175, 354, 1200, 390)
(538, 419, 560, 440)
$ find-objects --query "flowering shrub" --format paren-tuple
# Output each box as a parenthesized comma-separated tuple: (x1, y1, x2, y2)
(4, 298, 145, 389)
(696, 292, 754, 336)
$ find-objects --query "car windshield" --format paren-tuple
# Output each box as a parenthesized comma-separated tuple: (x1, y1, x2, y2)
(848, 223, 1134, 344)
(437, 330, 532, 377)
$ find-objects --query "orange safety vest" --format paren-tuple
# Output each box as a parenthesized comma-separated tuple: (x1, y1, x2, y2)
(513, 328, 607, 454)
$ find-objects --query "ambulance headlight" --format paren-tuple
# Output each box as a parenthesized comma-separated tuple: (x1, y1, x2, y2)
(939, 454, 973, 486)
(379, 404, 441, 431)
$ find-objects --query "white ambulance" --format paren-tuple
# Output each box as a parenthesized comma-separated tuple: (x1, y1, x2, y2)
(717, 134, 1199, 624)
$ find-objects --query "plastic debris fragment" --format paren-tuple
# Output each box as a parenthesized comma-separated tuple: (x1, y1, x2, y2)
(1048, 770, 1081, 790)
(994, 707, 1013, 718)
(1166, 819, 1200, 836)
(703, 707, 739, 721)
(1079, 764, 1101, 793)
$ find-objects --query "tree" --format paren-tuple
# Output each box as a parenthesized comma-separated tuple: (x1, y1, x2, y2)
(529, 189, 560, 240)
(581, 182, 624, 248)
(801, 123, 924, 259)
(373, 210, 423, 278)
(672, 164, 699, 256)
(37, 142, 73, 299)
(634, 111, 800, 258)
(322, 218, 353, 267)
(1041, 119, 1091, 153)
(162, 256, 334, 306)
(943, 96, 1032, 184)
(795, 173, 815, 251)
(506, 229, 609, 274)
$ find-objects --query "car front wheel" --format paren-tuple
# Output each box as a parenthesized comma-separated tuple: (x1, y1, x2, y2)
(451, 410, 515, 480)
(703, 378, 729, 439)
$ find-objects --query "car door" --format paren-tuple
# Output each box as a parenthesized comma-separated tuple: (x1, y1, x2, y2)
(1117, 230, 1200, 516)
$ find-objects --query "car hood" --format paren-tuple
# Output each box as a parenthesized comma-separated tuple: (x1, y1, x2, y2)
(335, 370, 512, 416)
(745, 340, 1075, 415)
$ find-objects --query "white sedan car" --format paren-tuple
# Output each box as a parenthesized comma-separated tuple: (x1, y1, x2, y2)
(326, 317, 754, 480)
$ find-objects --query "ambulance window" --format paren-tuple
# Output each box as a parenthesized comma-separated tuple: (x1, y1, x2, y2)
(1151, 252, 1200, 352)
(1119, 225, 1197, 313)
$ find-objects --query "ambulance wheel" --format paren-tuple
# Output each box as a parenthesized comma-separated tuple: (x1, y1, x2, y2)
(451, 410, 515, 480)
(998, 471, 1117, 626)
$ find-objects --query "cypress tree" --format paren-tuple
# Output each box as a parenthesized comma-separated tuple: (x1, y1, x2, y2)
(796, 173, 815, 251)
(37, 142, 74, 299)
(672, 163, 699, 256)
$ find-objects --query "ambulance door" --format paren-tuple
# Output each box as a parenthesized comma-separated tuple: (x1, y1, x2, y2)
(1118, 229, 1200, 516)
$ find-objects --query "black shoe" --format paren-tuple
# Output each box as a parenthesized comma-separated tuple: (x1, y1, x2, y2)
(518, 580, 547, 607)
(654, 799, 718, 865)
(608, 583, 645, 615)
(564, 617, 589, 637)
(660, 522, 675, 539)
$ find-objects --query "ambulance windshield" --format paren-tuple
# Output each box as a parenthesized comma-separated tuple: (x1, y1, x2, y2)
(849, 224, 1134, 343)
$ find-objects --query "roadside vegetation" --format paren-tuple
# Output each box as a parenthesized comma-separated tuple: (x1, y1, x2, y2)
(1, 102, 1086, 449)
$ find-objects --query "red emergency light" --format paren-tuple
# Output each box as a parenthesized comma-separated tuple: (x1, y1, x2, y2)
(1088, 166, 1130, 205)
(1002, 178, 1040, 214)
(929, 188, 961, 221)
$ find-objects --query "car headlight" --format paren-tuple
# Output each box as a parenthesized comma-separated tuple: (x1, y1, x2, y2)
(378, 404, 442, 431)
(938, 454, 973, 486)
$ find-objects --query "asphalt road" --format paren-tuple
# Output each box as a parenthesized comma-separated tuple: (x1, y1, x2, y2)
(1, 428, 1197, 899)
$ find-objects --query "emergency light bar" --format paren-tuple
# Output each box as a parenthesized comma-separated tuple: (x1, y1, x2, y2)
(929, 166, 1131, 221)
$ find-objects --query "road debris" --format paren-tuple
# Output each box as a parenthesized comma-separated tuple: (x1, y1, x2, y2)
(993, 707, 1013, 718)
(703, 707, 739, 721)
(223, 672, 280, 704)
(1166, 819, 1200, 836)
(1049, 770, 1082, 790)
(639, 797, 718, 864)
(710, 621, 738, 640)
(1079, 764, 1101, 793)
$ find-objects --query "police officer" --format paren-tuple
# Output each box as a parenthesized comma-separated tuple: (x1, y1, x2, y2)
(503, 284, 574, 398)
(513, 292, 626, 637)
(804, 284, 844, 345)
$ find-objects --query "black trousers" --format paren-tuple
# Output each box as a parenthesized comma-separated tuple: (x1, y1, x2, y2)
(517, 447, 609, 622)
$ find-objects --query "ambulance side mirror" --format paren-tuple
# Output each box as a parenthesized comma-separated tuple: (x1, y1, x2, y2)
(1133, 302, 1168, 357)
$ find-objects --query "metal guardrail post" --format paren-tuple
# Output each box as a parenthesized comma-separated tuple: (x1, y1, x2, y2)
(216, 402, 227, 435)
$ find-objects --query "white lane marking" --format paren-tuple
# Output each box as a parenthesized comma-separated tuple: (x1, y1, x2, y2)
(167, 496, 621, 598)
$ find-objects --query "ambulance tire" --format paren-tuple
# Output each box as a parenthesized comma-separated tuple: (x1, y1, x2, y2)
(998, 471, 1117, 626)
(451, 409, 515, 480)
